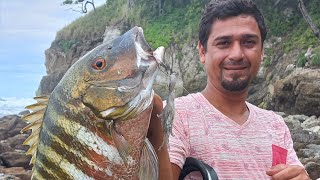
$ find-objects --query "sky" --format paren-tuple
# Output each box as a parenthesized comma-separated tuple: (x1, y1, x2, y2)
(0, 0, 105, 98)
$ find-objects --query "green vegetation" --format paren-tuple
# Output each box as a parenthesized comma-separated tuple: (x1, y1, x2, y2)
(57, 39, 78, 53)
(55, 0, 320, 57)
(143, 0, 202, 49)
(263, 56, 271, 67)
(56, 0, 128, 41)
(55, 0, 204, 51)
(295, 48, 320, 67)
(296, 52, 308, 67)
(263, 48, 273, 67)
(311, 53, 320, 66)
(281, 2, 320, 53)
(258, 101, 268, 109)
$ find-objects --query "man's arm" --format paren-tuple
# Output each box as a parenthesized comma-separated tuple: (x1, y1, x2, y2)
(147, 94, 181, 180)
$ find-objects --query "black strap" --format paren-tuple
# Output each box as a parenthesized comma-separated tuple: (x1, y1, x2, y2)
(179, 157, 219, 180)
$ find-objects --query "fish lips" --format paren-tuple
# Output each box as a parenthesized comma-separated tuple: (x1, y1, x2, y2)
(132, 26, 164, 64)
(133, 26, 153, 55)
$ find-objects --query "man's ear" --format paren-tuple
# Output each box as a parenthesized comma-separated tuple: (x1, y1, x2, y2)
(198, 42, 206, 64)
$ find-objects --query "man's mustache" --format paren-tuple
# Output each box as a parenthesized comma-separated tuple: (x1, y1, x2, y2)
(222, 60, 250, 67)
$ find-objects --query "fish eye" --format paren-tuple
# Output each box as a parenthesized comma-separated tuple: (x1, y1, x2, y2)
(92, 58, 106, 70)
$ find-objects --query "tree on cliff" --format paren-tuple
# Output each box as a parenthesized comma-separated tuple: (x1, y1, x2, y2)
(62, 0, 97, 13)
(298, 0, 320, 41)
(274, 0, 320, 42)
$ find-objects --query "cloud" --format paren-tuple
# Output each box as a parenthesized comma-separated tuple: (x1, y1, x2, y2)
(0, 0, 106, 54)
(0, 0, 80, 41)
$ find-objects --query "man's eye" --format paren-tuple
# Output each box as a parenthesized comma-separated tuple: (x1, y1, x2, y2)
(216, 41, 230, 48)
(243, 40, 256, 47)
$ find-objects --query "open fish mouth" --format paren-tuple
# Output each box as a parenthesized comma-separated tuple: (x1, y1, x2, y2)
(134, 26, 164, 65)
(133, 27, 164, 90)
(97, 27, 165, 120)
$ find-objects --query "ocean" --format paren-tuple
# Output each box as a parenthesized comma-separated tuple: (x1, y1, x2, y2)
(0, 97, 36, 118)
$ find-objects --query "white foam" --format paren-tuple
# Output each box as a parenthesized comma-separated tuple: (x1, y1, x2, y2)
(0, 97, 36, 118)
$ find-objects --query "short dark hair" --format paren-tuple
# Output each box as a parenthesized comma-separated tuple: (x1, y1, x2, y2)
(199, 0, 267, 51)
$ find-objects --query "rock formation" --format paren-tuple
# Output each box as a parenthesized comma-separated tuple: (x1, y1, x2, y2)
(272, 69, 320, 117)
(0, 115, 31, 180)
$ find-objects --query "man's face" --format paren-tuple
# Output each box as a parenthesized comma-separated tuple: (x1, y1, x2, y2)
(199, 14, 263, 93)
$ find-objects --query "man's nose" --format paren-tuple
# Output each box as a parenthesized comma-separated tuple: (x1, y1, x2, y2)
(229, 42, 244, 61)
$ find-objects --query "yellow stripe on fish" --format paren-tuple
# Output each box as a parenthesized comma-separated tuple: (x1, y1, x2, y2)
(41, 125, 109, 172)
(34, 158, 60, 179)
(46, 105, 124, 165)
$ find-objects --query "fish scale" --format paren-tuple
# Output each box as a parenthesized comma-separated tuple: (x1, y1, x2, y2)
(32, 89, 153, 180)
(21, 26, 169, 180)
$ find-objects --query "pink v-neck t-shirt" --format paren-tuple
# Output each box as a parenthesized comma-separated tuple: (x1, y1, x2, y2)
(168, 93, 303, 179)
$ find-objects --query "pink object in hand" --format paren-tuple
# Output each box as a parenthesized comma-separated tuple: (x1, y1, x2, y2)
(272, 144, 288, 166)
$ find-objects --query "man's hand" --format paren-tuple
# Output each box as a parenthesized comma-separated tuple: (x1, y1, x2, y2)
(266, 164, 310, 180)
(147, 94, 173, 180)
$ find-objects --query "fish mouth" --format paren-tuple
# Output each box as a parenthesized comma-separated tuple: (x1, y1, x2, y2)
(134, 26, 164, 64)
(98, 27, 165, 120)
(134, 27, 164, 89)
(134, 27, 153, 54)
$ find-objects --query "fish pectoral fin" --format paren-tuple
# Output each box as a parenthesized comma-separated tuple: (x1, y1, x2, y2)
(139, 138, 158, 180)
(110, 125, 130, 163)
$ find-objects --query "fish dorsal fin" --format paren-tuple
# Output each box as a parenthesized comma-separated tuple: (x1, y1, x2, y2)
(139, 138, 158, 180)
(21, 95, 49, 165)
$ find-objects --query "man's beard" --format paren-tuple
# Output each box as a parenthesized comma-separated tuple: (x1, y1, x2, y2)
(221, 74, 250, 92)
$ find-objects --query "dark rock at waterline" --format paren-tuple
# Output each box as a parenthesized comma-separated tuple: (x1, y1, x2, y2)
(0, 115, 28, 140)
(0, 152, 32, 169)
(0, 167, 31, 180)
(0, 115, 31, 179)
(18, 110, 30, 117)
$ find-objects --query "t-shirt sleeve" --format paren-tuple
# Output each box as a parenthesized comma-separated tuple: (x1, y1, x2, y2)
(276, 114, 303, 167)
(168, 105, 191, 169)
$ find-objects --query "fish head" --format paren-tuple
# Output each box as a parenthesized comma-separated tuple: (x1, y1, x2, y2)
(66, 26, 164, 119)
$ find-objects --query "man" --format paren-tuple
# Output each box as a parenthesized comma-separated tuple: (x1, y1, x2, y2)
(147, 0, 310, 179)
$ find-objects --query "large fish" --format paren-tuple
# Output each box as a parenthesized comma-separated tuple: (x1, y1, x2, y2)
(21, 26, 166, 180)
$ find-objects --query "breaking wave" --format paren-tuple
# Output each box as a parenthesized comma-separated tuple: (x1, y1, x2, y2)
(0, 97, 36, 118)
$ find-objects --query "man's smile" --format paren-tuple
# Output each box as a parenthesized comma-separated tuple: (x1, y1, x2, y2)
(223, 65, 248, 70)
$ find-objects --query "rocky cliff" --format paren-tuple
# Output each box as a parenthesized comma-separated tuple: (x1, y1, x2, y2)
(37, 25, 320, 115)
(34, 0, 320, 113)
